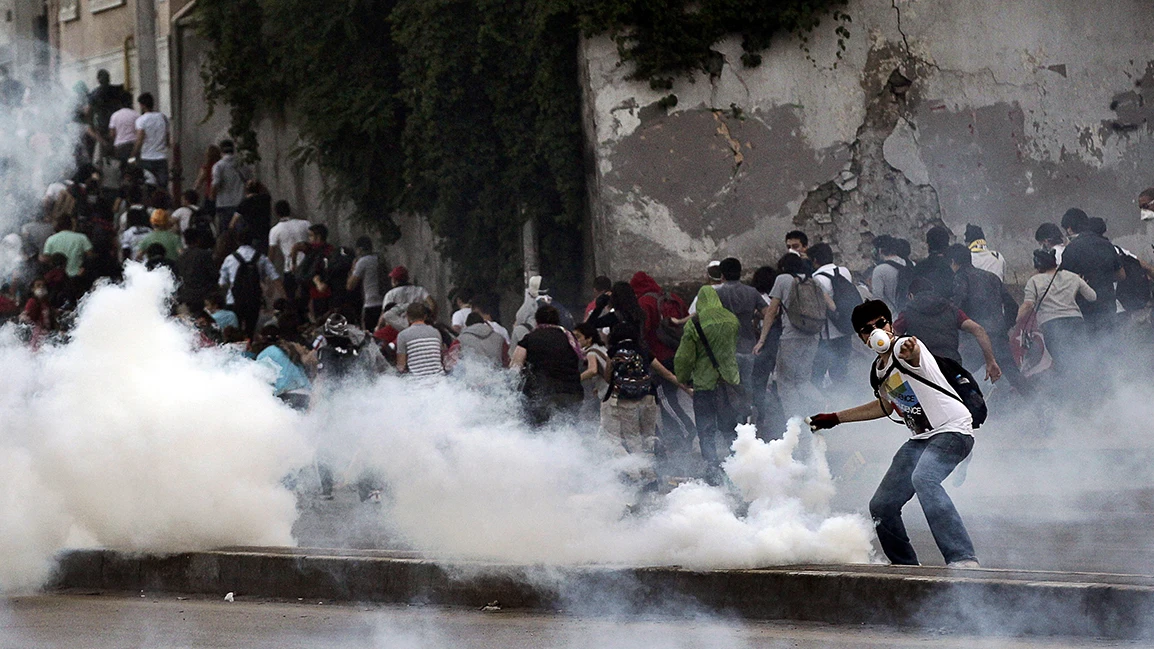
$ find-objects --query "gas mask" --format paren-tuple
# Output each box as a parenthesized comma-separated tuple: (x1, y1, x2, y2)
(867, 328, 893, 354)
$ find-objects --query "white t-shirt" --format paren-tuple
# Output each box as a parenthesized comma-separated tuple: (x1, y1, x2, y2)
(351, 254, 382, 308)
(134, 112, 168, 160)
(451, 307, 472, 330)
(383, 284, 429, 310)
(488, 320, 511, 344)
(171, 206, 196, 234)
(873, 338, 973, 440)
(108, 107, 139, 146)
(813, 263, 853, 339)
(971, 249, 1005, 281)
(267, 218, 311, 272)
(218, 245, 281, 305)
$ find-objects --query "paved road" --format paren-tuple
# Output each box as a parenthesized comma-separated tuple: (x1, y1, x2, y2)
(2, 594, 1147, 649)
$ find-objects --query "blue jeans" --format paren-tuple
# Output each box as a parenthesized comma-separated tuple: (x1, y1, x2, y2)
(869, 432, 976, 565)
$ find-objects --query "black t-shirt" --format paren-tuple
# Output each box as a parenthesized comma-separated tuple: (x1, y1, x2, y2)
(235, 193, 272, 250)
(518, 327, 583, 398)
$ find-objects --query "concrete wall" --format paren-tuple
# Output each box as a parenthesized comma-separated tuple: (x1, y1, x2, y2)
(582, 0, 1154, 285)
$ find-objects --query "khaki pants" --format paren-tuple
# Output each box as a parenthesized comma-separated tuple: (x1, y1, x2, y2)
(601, 394, 658, 483)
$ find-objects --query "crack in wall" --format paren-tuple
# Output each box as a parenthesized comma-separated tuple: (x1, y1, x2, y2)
(891, 0, 913, 58)
(794, 42, 945, 269)
(713, 110, 745, 170)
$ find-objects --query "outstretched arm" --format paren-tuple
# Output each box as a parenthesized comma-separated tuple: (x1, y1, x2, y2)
(809, 399, 890, 430)
(960, 319, 1002, 382)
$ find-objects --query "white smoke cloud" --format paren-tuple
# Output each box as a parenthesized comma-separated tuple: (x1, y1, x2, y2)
(0, 265, 310, 591)
(311, 375, 875, 568)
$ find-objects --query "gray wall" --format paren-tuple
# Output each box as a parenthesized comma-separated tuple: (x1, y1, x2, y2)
(582, 0, 1154, 286)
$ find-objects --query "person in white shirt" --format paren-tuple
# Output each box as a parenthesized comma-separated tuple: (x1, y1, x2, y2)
(809, 300, 980, 569)
(450, 288, 473, 333)
(131, 92, 169, 189)
(267, 200, 311, 313)
(964, 225, 1005, 281)
(107, 94, 139, 166)
(1034, 223, 1066, 266)
(219, 233, 284, 336)
(170, 189, 202, 235)
(470, 294, 511, 345)
(808, 243, 855, 389)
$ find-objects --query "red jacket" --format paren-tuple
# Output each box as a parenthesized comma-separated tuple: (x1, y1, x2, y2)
(629, 271, 685, 363)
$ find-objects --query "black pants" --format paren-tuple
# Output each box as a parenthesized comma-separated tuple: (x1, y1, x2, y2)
(692, 388, 739, 465)
(235, 305, 261, 338)
(363, 305, 383, 331)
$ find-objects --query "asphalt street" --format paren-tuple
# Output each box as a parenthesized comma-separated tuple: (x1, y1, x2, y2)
(3, 594, 1149, 649)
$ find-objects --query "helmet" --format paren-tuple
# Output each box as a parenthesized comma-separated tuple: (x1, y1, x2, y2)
(323, 313, 348, 336)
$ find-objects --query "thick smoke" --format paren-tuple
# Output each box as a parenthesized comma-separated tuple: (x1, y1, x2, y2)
(0, 266, 310, 591)
(311, 376, 873, 568)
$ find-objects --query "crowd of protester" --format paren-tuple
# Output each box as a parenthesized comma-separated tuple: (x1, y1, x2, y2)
(5, 68, 1154, 501)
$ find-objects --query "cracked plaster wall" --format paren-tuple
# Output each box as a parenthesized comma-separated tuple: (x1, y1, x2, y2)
(583, 0, 1154, 286)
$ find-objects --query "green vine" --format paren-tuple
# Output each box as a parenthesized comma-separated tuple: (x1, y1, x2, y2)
(195, 0, 848, 295)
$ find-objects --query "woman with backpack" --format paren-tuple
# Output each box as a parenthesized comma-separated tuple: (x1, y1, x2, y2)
(601, 322, 688, 489)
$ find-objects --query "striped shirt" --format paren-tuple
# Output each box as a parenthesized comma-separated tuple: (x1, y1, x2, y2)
(396, 323, 444, 377)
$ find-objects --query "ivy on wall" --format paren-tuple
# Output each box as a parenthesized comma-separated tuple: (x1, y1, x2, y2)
(195, 0, 848, 293)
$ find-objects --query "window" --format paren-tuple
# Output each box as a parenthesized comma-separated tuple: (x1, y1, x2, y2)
(59, 0, 78, 21)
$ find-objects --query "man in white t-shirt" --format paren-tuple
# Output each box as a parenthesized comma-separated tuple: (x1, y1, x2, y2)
(808, 300, 980, 569)
(808, 243, 855, 389)
(107, 94, 139, 166)
(171, 190, 202, 234)
(267, 200, 310, 311)
(449, 288, 473, 333)
(131, 92, 169, 189)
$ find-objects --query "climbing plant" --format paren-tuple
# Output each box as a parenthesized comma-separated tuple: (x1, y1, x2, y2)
(195, 0, 849, 294)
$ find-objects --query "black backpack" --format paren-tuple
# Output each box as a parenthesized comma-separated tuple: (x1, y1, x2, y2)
(872, 342, 987, 429)
(817, 268, 863, 335)
(882, 260, 914, 310)
(231, 251, 263, 313)
(605, 343, 654, 401)
(1115, 246, 1151, 311)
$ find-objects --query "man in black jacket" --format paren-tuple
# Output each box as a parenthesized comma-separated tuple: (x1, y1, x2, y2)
(1059, 208, 1122, 335)
(948, 244, 1025, 393)
(895, 278, 1002, 383)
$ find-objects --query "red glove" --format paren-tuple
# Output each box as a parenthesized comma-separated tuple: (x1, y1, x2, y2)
(808, 413, 840, 430)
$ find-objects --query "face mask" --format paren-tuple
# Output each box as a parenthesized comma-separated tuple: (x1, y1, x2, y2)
(1141, 209, 1154, 222)
(867, 329, 893, 354)
(33, 288, 47, 298)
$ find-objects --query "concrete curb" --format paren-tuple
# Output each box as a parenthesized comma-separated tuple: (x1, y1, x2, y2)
(51, 548, 1154, 639)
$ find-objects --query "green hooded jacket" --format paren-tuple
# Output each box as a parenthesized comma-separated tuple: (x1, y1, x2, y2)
(674, 285, 740, 391)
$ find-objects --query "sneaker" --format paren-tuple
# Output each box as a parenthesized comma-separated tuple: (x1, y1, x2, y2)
(947, 559, 981, 569)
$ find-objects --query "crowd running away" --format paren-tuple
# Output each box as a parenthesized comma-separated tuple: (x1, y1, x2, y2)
(5, 66, 1154, 570)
